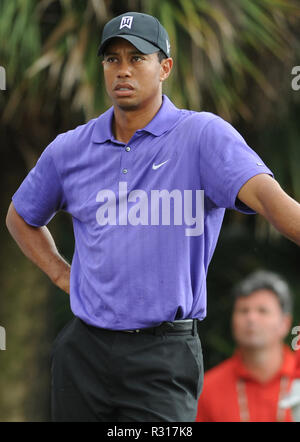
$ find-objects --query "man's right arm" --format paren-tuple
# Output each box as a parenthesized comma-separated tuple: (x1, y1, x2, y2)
(6, 202, 71, 294)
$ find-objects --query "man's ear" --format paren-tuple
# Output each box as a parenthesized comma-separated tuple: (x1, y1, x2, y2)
(281, 313, 293, 339)
(160, 58, 173, 82)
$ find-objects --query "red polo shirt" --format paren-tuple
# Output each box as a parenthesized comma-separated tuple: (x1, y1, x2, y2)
(295, 347, 300, 376)
(196, 346, 297, 422)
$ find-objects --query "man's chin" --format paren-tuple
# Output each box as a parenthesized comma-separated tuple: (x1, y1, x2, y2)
(114, 97, 140, 111)
(238, 339, 267, 350)
(119, 103, 140, 111)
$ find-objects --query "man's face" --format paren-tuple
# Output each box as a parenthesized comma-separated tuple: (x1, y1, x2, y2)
(102, 38, 171, 111)
(232, 289, 291, 350)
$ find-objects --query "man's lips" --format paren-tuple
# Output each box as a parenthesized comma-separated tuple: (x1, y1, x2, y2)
(113, 83, 135, 97)
(114, 83, 134, 91)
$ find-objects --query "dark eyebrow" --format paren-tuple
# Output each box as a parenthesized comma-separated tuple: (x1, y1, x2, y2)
(104, 50, 145, 57)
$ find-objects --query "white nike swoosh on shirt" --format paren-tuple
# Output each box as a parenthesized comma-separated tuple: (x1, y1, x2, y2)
(152, 160, 169, 170)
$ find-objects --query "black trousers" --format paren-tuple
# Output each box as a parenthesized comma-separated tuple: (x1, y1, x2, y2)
(50, 317, 203, 422)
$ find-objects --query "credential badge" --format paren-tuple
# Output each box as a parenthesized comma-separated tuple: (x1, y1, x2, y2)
(120, 16, 133, 29)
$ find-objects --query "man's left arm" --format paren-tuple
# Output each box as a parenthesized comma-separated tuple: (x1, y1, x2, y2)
(238, 174, 300, 246)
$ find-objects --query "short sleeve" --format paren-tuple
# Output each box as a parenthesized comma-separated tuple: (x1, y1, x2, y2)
(200, 117, 274, 213)
(12, 142, 66, 227)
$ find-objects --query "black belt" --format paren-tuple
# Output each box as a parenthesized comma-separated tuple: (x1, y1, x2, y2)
(120, 319, 198, 336)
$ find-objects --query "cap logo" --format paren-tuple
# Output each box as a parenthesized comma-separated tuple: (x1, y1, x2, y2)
(166, 39, 170, 55)
(120, 16, 133, 29)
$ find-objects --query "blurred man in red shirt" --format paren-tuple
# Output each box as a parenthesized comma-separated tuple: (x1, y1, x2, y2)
(196, 270, 298, 422)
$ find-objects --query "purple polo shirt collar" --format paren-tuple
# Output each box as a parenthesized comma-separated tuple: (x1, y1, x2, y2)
(91, 94, 181, 143)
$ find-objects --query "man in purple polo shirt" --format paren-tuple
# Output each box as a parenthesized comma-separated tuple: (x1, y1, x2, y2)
(6, 12, 300, 422)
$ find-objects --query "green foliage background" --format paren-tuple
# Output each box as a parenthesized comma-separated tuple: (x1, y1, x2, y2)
(1, 0, 300, 421)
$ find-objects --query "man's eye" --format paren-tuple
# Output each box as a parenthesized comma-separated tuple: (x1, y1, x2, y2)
(106, 57, 117, 63)
(258, 307, 269, 314)
(132, 56, 143, 61)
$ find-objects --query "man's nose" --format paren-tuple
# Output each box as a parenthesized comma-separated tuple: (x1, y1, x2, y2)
(117, 60, 132, 77)
(245, 310, 260, 324)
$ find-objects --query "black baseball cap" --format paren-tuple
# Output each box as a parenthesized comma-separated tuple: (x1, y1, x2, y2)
(97, 12, 171, 58)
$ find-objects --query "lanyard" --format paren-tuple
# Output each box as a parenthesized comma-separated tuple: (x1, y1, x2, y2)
(236, 376, 290, 422)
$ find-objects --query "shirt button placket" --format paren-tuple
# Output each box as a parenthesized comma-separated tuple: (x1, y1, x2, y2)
(121, 145, 131, 176)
